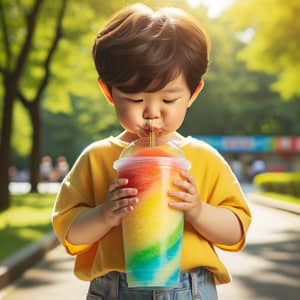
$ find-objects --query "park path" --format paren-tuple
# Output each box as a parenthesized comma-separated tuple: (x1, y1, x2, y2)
(0, 246, 89, 300)
(1, 196, 300, 300)
(217, 200, 300, 300)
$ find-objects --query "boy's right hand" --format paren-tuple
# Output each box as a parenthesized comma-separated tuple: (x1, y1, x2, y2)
(102, 178, 138, 228)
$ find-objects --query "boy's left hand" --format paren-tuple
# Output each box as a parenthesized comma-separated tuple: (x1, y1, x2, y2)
(168, 170, 202, 223)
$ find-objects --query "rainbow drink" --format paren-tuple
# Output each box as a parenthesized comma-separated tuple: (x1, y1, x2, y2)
(113, 137, 191, 288)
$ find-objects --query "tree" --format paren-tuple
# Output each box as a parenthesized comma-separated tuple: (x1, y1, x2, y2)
(226, 0, 300, 99)
(0, 0, 137, 205)
(17, 0, 67, 192)
(0, 0, 44, 210)
(180, 10, 297, 137)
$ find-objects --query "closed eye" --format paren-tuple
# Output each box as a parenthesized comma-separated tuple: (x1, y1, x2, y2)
(163, 98, 179, 104)
(125, 97, 143, 103)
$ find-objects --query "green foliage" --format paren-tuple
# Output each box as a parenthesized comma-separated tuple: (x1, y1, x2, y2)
(254, 172, 300, 197)
(0, 0, 119, 159)
(12, 102, 31, 156)
(3, 0, 300, 170)
(0, 193, 54, 260)
(227, 0, 300, 99)
(181, 15, 282, 136)
(42, 94, 121, 165)
(180, 11, 300, 136)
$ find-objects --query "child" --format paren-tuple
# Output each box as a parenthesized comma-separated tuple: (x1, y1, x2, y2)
(52, 3, 252, 300)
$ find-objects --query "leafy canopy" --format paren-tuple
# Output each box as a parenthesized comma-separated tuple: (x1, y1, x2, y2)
(227, 0, 300, 99)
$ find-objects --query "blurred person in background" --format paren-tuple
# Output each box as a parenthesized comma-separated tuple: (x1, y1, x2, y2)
(251, 157, 266, 181)
(39, 155, 53, 182)
(54, 156, 69, 182)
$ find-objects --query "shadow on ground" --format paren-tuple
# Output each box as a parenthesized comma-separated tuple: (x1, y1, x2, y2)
(236, 229, 300, 300)
(11, 250, 76, 289)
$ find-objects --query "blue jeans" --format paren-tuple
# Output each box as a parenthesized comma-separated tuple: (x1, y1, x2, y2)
(86, 268, 218, 300)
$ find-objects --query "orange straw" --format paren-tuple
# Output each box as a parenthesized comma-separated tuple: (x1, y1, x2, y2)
(149, 120, 156, 147)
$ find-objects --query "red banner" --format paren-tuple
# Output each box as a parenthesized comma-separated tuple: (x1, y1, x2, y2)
(274, 137, 300, 152)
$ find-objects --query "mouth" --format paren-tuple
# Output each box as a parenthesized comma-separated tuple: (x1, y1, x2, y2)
(142, 128, 163, 138)
(141, 120, 163, 137)
(143, 129, 151, 135)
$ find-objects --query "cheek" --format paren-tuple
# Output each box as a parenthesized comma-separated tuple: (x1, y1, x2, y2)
(115, 106, 126, 118)
(114, 105, 125, 120)
(115, 106, 138, 126)
(168, 107, 187, 123)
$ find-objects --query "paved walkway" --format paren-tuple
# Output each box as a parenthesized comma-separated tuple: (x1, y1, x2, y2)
(0, 246, 89, 300)
(1, 192, 300, 299)
(217, 201, 300, 300)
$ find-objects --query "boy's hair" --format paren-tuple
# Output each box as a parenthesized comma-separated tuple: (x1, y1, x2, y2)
(92, 3, 209, 95)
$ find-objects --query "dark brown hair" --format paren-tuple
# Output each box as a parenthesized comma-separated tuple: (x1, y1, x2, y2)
(92, 3, 209, 94)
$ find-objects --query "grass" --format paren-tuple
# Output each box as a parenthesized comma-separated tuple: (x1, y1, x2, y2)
(260, 192, 300, 205)
(0, 193, 55, 261)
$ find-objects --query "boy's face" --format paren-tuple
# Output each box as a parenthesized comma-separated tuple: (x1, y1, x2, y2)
(111, 73, 197, 140)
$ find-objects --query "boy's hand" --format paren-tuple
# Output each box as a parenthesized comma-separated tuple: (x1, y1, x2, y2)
(102, 178, 138, 228)
(168, 170, 202, 223)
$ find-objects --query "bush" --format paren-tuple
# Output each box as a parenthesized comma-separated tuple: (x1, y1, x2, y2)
(254, 172, 300, 197)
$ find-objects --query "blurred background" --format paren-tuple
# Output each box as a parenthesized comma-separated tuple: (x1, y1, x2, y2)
(1, 0, 300, 206)
(1, 1, 300, 299)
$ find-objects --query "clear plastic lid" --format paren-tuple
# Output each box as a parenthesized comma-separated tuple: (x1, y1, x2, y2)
(119, 136, 184, 158)
(114, 137, 191, 170)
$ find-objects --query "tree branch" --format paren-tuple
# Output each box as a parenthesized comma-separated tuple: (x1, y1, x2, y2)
(14, 0, 43, 81)
(17, 90, 31, 109)
(35, 0, 67, 103)
(0, 0, 11, 71)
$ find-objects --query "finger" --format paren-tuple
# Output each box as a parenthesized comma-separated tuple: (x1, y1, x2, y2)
(180, 170, 195, 184)
(173, 179, 195, 194)
(114, 205, 134, 216)
(113, 197, 138, 210)
(113, 198, 139, 214)
(168, 190, 193, 202)
(169, 201, 192, 211)
(110, 188, 138, 201)
(109, 178, 128, 192)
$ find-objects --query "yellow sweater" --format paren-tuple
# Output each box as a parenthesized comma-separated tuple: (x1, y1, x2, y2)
(52, 136, 251, 284)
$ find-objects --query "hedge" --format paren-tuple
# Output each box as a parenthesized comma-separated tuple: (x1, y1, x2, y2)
(253, 172, 300, 197)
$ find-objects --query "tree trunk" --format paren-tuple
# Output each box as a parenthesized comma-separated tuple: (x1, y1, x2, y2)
(0, 76, 16, 210)
(21, 0, 67, 192)
(0, 0, 44, 210)
(29, 102, 41, 193)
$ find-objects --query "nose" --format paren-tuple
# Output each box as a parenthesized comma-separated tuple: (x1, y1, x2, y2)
(143, 103, 161, 120)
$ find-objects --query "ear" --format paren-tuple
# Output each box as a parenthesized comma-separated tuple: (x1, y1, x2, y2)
(97, 79, 114, 105)
(188, 80, 204, 107)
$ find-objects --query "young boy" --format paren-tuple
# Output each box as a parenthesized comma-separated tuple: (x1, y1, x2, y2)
(52, 3, 252, 300)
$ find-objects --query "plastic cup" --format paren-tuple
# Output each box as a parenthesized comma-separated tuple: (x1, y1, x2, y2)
(113, 137, 190, 288)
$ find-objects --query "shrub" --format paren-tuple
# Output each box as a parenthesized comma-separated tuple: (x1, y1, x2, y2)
(254, 172, 300, 197)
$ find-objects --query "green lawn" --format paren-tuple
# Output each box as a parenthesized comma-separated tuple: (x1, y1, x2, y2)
(260, 192, 300, 205)
(0, 193, 55, 260)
